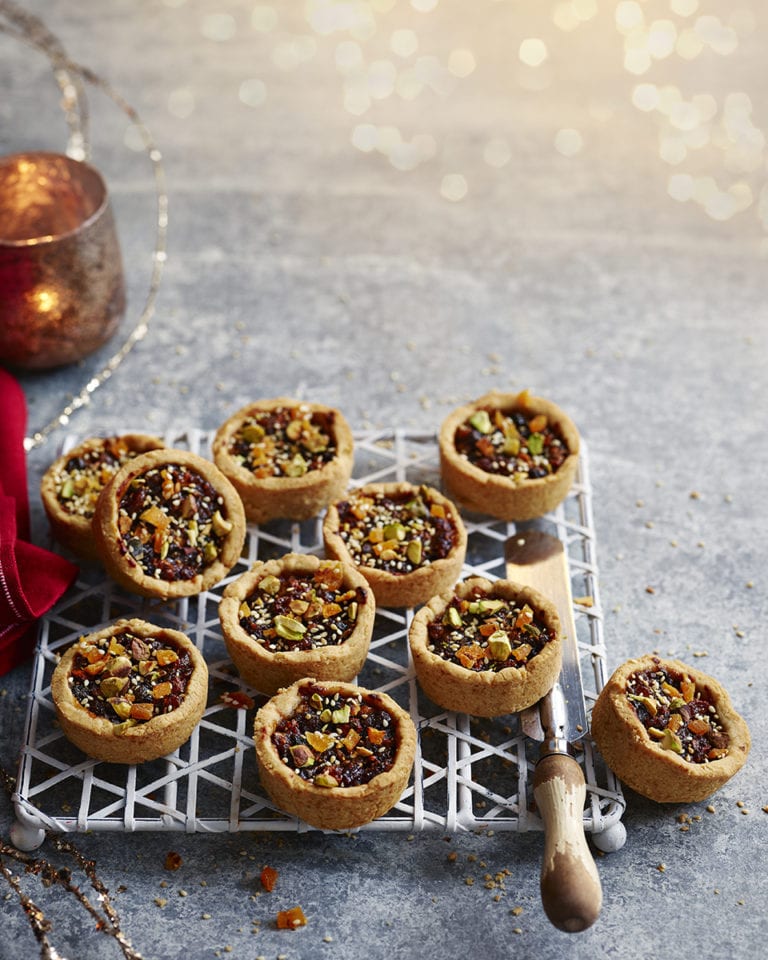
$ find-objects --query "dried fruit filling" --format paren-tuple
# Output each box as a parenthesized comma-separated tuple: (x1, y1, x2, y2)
(334, 486, 458, 574)
(453, 405, 569, 480)
(67, 631, 194, 728)
(626, 660, 729, 763)
(229, 405, 337, 479)
(117, 464, 233, 582)
(55, 437, 142, 518)
(426, 588, 552, 672)
(238, 562, 368, 652)
(272, 683, 399, 788)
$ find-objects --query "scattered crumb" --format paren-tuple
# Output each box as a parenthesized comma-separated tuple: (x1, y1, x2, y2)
(689, 491, 701, 499)
(154, 897, 167, 908)
(646, 586, 655, 594)
(657, 863, 666, 873)
(164, 851, 182, 871)
(511, 906, 524, 916)
(706, 805, 716, 814)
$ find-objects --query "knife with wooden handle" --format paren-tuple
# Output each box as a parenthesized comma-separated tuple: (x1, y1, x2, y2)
(505, 528, 602, 932)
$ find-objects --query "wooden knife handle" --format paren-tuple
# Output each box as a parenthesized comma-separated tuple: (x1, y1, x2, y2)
(533, 752, 603, 932)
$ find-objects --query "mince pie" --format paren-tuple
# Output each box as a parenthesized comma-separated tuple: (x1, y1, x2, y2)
(439, 389, 580, 521)
(211, 398, 354, 524)
(92, 448, 246, 599)
(253, 678, 417, 830)
(51, 618, 208, 764)
(322, 482, 467, 608)
(591, 655, 751, 802)
(219, 553, 375, 695)
(409, 576, 562, 716)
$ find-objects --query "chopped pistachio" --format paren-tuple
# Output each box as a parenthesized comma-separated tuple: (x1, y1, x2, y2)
(241, 423, 265, 443)
(468, 599, 505, 615)
(406, 539, 423, 565)
(331, 705, 351, 724)
(283, 453, 307, 477)
(290, 744, 315, 768)
(627, 693, 658, 717)
(100, 676, 129, 698)
(487, 631, 512, 661)
(469, 409, 493, 434)
(383, 522, 407, 542)
(661, 728, 683, 754)
(203, 541, 219, 562)
(314, 772, 339, 788)
(108, 697, 133, 719)
(274, 615, 306, 641)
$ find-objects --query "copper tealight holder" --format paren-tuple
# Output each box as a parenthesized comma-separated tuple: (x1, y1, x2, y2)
(0, 151, 125, 370)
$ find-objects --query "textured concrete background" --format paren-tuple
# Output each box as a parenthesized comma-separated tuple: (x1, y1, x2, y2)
(1, 1, 766, 958)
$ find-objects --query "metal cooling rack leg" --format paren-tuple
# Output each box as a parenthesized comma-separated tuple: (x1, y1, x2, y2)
(591, 820, 627, 852)
(10, 806, 46, 850)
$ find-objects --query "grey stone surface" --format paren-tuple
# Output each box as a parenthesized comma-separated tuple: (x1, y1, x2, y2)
(1, 1, 766, 958)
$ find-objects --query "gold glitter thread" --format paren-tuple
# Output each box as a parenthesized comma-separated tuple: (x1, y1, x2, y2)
(0, 1, 168, 452)
(0, 0, 91, 160)
(1, 767, 144, 960)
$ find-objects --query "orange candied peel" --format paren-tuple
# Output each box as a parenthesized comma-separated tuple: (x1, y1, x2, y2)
(260, 865, 278, 892)
(276, 905, 307, 929)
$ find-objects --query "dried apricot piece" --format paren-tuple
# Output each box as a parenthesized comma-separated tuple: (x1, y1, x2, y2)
(276, 905, 307, 928)
(260, 865, 278, 892)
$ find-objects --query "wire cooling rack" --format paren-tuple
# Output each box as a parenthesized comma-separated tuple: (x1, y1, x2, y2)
(12, 429, 626, 851)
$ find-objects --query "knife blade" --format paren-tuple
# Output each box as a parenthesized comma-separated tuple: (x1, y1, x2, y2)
(505, 528, 602, 932)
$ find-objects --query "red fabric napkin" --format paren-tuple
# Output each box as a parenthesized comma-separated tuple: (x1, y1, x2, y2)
(0, 368, 78, 675)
